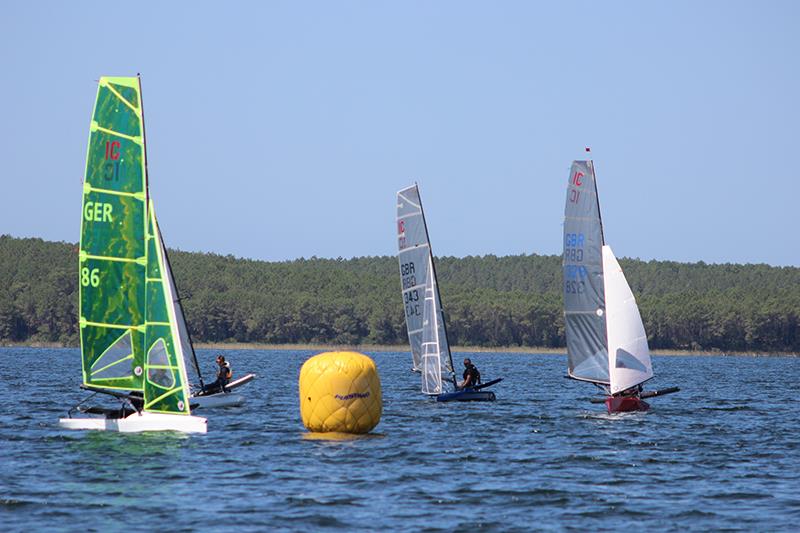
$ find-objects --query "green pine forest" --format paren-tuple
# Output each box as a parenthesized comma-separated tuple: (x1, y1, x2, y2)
(1, 234, 798, 353)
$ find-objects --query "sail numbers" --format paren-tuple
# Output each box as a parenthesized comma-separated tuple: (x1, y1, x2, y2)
(569, 170, 584, 203)
(83, 201, 114, 222)
(81, 267, 100, 287)
(564, 233, 584, 262)
(103, 140, 121, 181)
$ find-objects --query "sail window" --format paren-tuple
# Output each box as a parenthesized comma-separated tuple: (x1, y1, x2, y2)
(146, 338, 175, 389)
(90, 330, 134, 380)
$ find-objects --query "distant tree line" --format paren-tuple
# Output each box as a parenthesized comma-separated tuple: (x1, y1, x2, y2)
(1, 235, 798, 352)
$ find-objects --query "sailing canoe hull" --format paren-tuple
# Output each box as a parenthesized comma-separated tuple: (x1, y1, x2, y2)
(59, 412, 207, 433)
(190, 373, 255, 408)
(436, 389, 496, 402)
(605, 396, 650, 413)
(190, 392, 245, 409)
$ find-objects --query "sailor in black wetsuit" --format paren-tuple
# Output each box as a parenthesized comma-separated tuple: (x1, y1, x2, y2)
(459, 358, 481, 389)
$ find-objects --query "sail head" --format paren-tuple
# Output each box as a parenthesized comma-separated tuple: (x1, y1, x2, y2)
(563, 161, 609, 384)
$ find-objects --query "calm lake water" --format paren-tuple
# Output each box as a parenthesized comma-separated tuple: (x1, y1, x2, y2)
(1, 347, 798, 531)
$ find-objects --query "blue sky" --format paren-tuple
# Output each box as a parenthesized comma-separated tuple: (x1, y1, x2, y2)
(1, 1, 797, 265)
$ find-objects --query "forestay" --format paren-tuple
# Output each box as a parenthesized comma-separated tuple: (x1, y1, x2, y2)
(563, 161, 609, 384)
(602, 246, 653, 394)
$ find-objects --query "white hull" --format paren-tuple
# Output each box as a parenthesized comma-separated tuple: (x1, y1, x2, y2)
(189, 373, 255, 409)
(190, 392, 245, 408)
(59, 411, 207, 434)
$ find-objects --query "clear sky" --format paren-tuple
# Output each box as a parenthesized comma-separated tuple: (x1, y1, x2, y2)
(1, 1, 797, 266)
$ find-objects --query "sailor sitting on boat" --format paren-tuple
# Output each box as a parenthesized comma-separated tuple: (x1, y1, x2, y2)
(459, 358, 481, 389)
(204, 355, 233, 394)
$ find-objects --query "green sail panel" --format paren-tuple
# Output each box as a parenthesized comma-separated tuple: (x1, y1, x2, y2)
(79, 76, 147, 391)
(143, 203, 191, 415)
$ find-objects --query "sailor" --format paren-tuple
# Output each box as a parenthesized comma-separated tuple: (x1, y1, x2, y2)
(619, 384, 643, 397)
(459, 358, 481, 389)
(205, 354, 232, 394)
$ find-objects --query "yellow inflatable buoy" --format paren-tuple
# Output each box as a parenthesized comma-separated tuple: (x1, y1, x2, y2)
(299, 351, 382, 434)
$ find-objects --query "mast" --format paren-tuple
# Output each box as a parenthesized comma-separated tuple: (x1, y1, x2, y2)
(589, 160, 605, 245)
(158, 225, 204, 388)
(415, 182, 457, 387)
(137, 73, 150, 202)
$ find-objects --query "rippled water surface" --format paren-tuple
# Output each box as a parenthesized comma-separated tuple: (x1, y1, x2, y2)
(1, 347, 798, 531)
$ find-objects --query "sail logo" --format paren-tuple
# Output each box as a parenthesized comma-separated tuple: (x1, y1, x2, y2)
(103, 140, 122, 181)
(398, 219, 407, 250)
(335, 391, 370, 401)
(569, 171, 584, 203)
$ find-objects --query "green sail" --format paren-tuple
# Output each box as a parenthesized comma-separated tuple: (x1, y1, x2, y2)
(79, 76, 147, 392)
(143, 202, 191, 414)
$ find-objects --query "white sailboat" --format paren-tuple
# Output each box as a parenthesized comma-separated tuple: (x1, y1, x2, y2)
(563, 159, 678, 412)
(396, 183, 500, 401)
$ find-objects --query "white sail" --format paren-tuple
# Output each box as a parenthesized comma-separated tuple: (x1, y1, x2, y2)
(421, 255, 443, 395)
(159, 233, 201, 385)
(156, 225, 193, 406)
(602, 245, 653, 394)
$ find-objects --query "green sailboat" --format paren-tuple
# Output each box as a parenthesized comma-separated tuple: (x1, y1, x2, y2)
(60, 75, 206, 433)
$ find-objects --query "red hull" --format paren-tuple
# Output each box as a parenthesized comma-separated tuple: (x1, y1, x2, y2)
(606, 396, 650, 413)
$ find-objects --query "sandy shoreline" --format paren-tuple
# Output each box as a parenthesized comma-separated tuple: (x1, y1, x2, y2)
(3, 340, 793, 357)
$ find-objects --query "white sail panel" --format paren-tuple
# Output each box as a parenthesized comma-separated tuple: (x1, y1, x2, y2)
(160, 236, 200, 385)
(420, 256, 443, 395)
(397, 185, 429, 371)
(156, 224, 192, 406)
(602, 245, 653, 394)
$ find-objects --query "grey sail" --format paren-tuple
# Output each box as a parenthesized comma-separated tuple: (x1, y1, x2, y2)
(397, 185, 429, 371)
(563, 161, 609, 384)
(397, 184, 454, 379)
